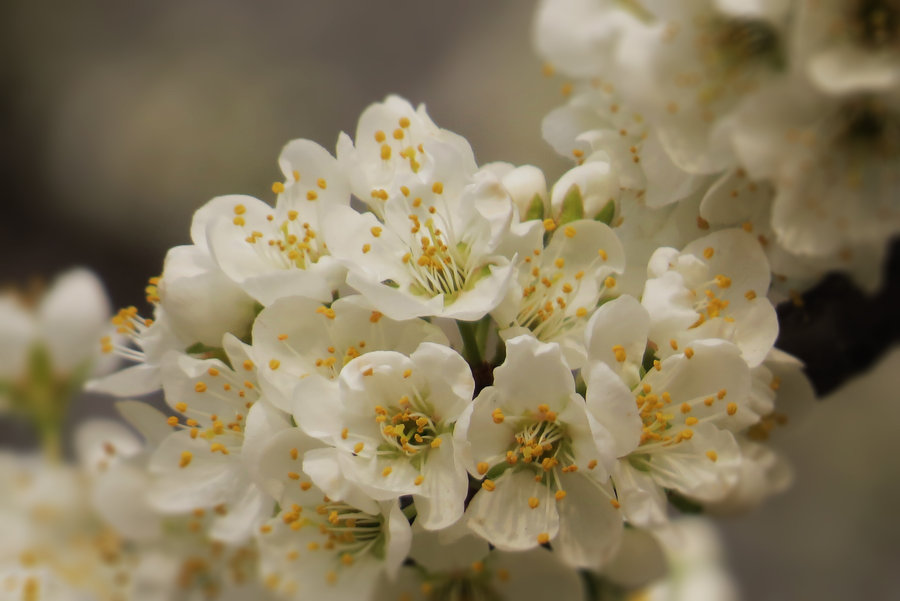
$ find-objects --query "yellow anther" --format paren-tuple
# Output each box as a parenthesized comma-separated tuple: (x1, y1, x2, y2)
(477, 462, 490, 475)
(234, 204, 247, 215)
(414, 474, 425, 486)
(528, 497, 540, 509)
(259, 524, 272, 534)
(604, 276, 616, 288)
(491, 408, 505, 424)
(233, 216, 245, 226)
(715, 275, 732, 288)
(300, 481, 312, 491)
(341, 428, 348, 440)
(353, 442, 364, 454)
(167, 415, 179, 426)
(726, 402, 738, 416)
(403, 369, 412, 378)
(269, 359, 280, 370)
(564, 226, 576, 238)
(679, 429, 693, 440)
(430, 438, 442, 448)
(287, 210, 299, 221)
(173, 402, 187, 413)
(317, 178, 327, 189)
(374, 130, 386, 142)
(610, 499, 621, 509)
(681, 402, 692, 414)
(703, 247, 715, 259)
(684, 347, 695, 359)
(326, 571, 337, 584)
(576, 307, 588, 317)
(316, 305, 336, 319)
(289, 447, 299, 460)
(745, 290, 757, 300)
(210, 443, 229, 454)
(272, 182, 285, 194)
(554, 258, 565, 269)
(306, 190, 318, 201)
(771, 377, 781, 391)
(685, 416, 699, 426)
(537, 532, 550, 544)
(242, 359, 254, 370)
(482, 479, 496, 491)
(706, 450, 718, 462)
(288, 472, 300, 480)
(612, 345, 627, 362)
(432, 182, 443, 194)
(362, 243, 371, 253)
(717, 389, 727, 400)
(380, 144, 392, 160)
(598, 248, 607, 260)
(179, 451, 192, 468)
(399, 116, 411, 128)
(543, 218, 557, 231)
(587, 459, 598, 470)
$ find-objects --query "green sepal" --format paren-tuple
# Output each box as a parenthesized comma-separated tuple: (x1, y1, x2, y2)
(666, 489, 705, 514)
(558, 185, 585, 225)
(593, 199, 616, 225)
(524, 193, 545, 221)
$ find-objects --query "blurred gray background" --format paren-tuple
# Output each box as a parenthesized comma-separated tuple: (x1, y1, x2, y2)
(0, 1, 897, 599)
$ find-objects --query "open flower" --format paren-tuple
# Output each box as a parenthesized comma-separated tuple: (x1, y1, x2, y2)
(642, 229, 778, 367)
(324, 97, 518, 321)
(455, 335, 626, 568)
(292, 342, 474, 530)
(585, 295, 753, 527)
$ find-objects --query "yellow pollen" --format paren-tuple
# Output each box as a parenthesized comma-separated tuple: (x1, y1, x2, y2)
(413, 474, 425, 486)
(175, 402, 188, 412)
(393, 128, 405, 140)
(234, 204, 246, 215)
(381, 144, 392, 160)
(353, 442, 364, 454)
(340, 428, 348, 440)
(612, 345, 626, 362)
(745, 290, 757, 300)
(681, 403, 691, 414)
(194, 382, 207, 393)
(715, 275, 732, 288)
(370, 226, 382, 238)
(362, 367, 374, 376)
(528, 497, 540, 509)
(685, 417, 699, 426)
(210, 443, 228, 454)
(555, 490, 566, 501)
(306, 190, 318, 201)
(680, 429, 694, 440)
(272, 182, 285, 194)
(477, 462, 489, 475)
(399, 116, 411, 128)
(576, 307, 588, 317)
(587, 460, 598, 469)
(403, 369, 412, 378)
(233, 216, 245, 226)
(572, 148, 584, 158)
(482, 479, 496, 491)
(703, 247, 714, 259)
(555, 258, 565, 268)
(543, 218, 557, 231)
(300, 482, 312, 491)
(604, 276, 616, 288)
(287, 472, 300, 480)
(726, 402, 738, 416)
(491, 408, 505, 424)
(706, 450, 718, 462)
(382, 466, 392, 477)
(432, 182, 444, 194)
(269, 359, 280, 370)
(374, 130, 386, 142)
(610, 499, 621, 509)
(537, 532, 550, 544)
(564, 226, 576, 238)
(430, 438, 442, 448)
(242, 359, 254, 370)
(362, 243, 371, 253)
(684, 347, 694, 359)
(317, 178, 327, 189)
(179, 451, 192, 468)
(717, 389, 727, 399)
(287, 210, 299, 221)
(289, 447, 299, 460)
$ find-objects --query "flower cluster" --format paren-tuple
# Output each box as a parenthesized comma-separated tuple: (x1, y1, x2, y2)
(535, 0, 900, 297)
(77, 95, 813, 600)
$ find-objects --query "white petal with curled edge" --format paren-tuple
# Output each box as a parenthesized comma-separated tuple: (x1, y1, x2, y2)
(87, 363, 161, 396)
(585, 361, 642, 457)
(39, 268, 111, 373)
(555, 472, 624, 569)
(491, 336, 574, 413)
(466, 469, 559, 551)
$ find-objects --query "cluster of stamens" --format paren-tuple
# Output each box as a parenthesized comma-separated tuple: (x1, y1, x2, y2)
(374, 398, 440, 457)
(232, 202, 325, 270)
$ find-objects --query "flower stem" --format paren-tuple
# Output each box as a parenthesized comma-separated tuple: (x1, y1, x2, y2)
(457, 321, 483, 366)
